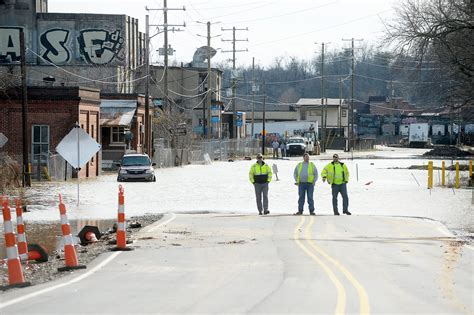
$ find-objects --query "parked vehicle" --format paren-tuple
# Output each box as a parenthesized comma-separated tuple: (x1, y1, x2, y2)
(117, 153, 156, 182)
(409, 123, 431, 148)
(286, 137, 307, 156)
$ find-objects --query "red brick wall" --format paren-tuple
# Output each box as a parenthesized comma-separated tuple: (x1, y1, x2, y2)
(0, 87, 101, 179)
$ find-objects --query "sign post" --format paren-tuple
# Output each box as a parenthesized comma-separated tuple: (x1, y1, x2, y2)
(56, 123, 101, 206)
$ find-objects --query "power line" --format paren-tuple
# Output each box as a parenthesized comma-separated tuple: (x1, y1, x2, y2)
(342, 37, 363, 157)
(358, 60, 441, 71)
(222, 1, 337, 25)
(27, 48, 148, 84)
(354, 73, 454, 85)
(221, 26, 248, 138)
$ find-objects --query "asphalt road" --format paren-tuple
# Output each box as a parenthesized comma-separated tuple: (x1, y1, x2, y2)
(1, 213, 473, 314)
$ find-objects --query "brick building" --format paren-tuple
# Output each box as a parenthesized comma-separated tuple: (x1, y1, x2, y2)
(0, 86, 101, 178)
(99, 93, 149, 166)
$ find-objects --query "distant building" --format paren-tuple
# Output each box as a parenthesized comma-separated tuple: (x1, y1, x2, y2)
(136, 65, 224, 138)
(0, 86, 101, 179)
(294, 98, 349, 129)
(369, 97, 417, 115)
(0, 0, 144, 93)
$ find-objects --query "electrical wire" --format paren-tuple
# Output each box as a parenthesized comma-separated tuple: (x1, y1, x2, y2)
(167, 71, 208, 91)
(354, 73, 455, 85)
(358, 60, 441, 71)
(353, 99, 427, 112)
(224, 1, 338, 25)
(250, 9, 391, 48)
(27, 48, 148, 84)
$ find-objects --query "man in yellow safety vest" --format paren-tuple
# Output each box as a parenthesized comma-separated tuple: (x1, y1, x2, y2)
(249, 153, 273, 215)
(322, 154, 351, 215)
(293, 153, 318, 215)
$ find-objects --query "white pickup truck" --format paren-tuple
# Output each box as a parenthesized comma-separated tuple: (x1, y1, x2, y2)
(409, 123, 431, 148)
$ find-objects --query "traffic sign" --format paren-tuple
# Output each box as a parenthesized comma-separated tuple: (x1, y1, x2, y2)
(0, 133, 8, 148)
(56, 126, 101, 169)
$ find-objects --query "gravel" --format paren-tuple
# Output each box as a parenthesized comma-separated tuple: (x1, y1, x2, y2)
(1, 214, 163, 292)
(423, 146, 472, 157)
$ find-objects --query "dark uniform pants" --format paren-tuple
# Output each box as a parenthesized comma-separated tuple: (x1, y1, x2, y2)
(254, 182, 269, 212)
(331, 183, 348, 213)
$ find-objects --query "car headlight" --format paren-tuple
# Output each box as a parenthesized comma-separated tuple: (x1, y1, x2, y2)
(119, 169, 127, 174)
(145, 168, 154, 174)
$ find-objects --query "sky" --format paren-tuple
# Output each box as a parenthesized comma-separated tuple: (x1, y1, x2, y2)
(48, 0, 400, 68)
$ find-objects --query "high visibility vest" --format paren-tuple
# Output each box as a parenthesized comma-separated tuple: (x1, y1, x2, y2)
(249, 162, 272, 183)
(296, 162, 316, 184)
(322, 162, 349, 185)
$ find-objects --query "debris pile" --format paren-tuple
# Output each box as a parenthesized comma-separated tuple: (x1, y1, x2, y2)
(423, 146, 472, 157)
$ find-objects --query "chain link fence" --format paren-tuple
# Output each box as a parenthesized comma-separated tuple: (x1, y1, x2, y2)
(153, 138, 260, 168)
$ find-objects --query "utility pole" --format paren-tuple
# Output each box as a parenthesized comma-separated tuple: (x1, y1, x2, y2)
(316, 42, 330, 152)
(206, 22, 212, 139)
(342, 37, 363, 157)
(144, 15, 150, 155)
(197, 21, 220, 139)
(20, 29, 31, 187)
(221, 26, 248, 139)
(261, 80, 266, 155)
(147, 1, 185, 115)
(146, 3, 185, 152)
(251, 57, 255, 138)
(338, 77, 343, 132)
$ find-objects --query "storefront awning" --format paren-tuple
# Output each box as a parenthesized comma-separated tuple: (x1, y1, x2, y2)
(100, 100, 137, 127)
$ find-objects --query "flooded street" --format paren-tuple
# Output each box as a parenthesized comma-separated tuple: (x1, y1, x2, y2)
(1, 152, 473, 258)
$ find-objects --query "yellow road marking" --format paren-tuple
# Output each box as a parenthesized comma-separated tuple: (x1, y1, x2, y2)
(294, 216, 346, 315)
(306, 216, 370, 315)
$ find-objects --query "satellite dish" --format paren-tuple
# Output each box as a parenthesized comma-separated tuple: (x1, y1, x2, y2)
(191, 46, 217, 67)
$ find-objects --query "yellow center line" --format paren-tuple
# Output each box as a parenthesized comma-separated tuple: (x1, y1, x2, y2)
(293, 216, 346, 315)
(306, 216, 371, 315)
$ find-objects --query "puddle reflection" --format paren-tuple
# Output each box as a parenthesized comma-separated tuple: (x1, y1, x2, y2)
(0, 219, 116, 259)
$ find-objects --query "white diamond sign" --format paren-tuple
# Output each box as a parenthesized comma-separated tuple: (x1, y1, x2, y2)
(0, 133, 8, 148)
(56, 126, 101, 169)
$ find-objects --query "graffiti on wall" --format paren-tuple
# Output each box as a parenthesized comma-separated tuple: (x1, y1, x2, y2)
(40, 29, 70, 64)
(77, 29, 124, 65)
(0, 26, 124, 65)
(0, 27, 21, 62)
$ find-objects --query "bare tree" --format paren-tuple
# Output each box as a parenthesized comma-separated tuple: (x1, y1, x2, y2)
(385, 0, 474, 104)
(152, 108, 192, 146)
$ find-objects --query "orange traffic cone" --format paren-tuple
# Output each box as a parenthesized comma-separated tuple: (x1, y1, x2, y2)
(15, 199, 49, 263)
(1, 197, 31, 290)
(57, 194, 86, 272)
(112, 185, 132, 251)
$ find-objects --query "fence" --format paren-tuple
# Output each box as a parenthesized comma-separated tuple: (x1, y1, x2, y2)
(46, 153, 73, 181)
(153, 138, 260, 168)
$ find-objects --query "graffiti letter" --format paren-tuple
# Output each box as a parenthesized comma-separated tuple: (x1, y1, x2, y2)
(77, 29, 123, 65)
(40, 29, 70, 64)
(0, 27, 21, 62)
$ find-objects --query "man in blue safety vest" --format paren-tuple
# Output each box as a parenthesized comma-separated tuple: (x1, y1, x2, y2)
(249, 153, 273, 215)
(293, 153, 318, 215)
(322, 153, 351, 215)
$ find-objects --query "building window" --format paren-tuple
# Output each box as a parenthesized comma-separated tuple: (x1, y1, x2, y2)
(111, 127, 125, 143)
(31, 125, 49, 165)
(342, 110, 347, 117)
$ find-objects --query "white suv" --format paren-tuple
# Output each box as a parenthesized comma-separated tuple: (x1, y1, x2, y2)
(117, 153, 156, 182)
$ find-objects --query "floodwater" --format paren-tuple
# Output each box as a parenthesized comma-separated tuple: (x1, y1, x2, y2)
(1, 152, 473, 258)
